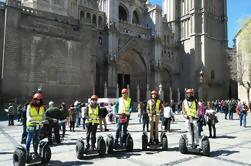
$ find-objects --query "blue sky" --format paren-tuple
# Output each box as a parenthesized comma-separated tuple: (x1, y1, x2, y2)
(0, 0, 250, 48)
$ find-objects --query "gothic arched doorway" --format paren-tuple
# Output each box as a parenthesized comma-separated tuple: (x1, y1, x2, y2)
(116, 49, 147, 100)
(160, 69, 172, 101)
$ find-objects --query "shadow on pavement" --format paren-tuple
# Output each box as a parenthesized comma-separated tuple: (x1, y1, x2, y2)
(216, 135, 236, 139)
(211, 150, 240, 157)
(168, 147, 179, 152)
(106, 149, 142, 159)
(49, 160, 94, 165)
(0, 151, 13, 155)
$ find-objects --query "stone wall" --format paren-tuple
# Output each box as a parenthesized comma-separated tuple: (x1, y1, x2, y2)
(1, 2, 101, 103)
(0, 3, 5, 81)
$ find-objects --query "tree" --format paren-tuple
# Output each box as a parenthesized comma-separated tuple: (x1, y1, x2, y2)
(228, 19, 251, 103)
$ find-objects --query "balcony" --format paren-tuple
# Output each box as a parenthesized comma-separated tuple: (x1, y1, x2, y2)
(117, 21, 152, 40)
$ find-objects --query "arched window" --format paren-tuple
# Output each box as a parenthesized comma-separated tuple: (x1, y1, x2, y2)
(80, 11, 84, 22)
(98, 16, 102, 27)
(92, 14, 97, 24)
(211, 70, 215, 80)
(119, 5, 128, 21)
(132, 11, 139, 24)
(86, 12, 91, 23)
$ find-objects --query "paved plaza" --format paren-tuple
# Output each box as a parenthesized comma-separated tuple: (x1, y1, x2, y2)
(0, 112, 251, 166)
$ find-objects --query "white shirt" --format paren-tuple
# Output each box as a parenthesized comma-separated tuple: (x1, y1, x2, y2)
(81, 106, 86, 118)
(163, 106, 174, 118)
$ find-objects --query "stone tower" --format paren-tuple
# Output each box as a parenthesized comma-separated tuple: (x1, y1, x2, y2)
(163, 0, 228, 100)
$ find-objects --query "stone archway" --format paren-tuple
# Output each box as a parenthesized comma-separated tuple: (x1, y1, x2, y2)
(159, 69, 172, 101)
(116, 49, 147, 100)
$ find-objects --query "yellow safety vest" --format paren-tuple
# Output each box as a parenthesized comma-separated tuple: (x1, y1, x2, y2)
(184, 100, 197, 118)
(86, 105, 99, 124)
(148, 99, 161, 114)
(118, 97, 131, 114)
(27, 105, 44, 127)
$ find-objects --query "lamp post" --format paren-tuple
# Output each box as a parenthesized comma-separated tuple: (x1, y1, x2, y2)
(199, 70, 204, 100)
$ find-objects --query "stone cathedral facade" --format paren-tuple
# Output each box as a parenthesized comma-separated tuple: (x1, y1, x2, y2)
(0, 0, 229, 102)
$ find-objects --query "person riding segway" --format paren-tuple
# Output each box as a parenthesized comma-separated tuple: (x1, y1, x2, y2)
(76, 95, 106, 159)
(13, 93, 51, 166)
(179, 88, 210, 156)
(106, 88, 134, 153)
(142, 90, 168, 151)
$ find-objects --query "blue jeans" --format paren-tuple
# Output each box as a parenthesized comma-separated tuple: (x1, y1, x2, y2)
(21, 123, 27, 143)
(229, 111, 234, 120)
(75, 113, 80, 127)
(115, 117, 129, 143)
(60, 121, 66, 137)
(26, 127, 41, 153)
(240, 113, 247, 127)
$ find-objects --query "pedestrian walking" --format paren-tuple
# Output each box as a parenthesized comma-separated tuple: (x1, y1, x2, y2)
(163, 102, 174, 132)
(236, 101, 249, 128)
(59, 102, 68, 138)
(142, 100, 149, 132)
(68, 104, 76, 132)
(99, 102, 109, 131)
(205, 101, 218, 138)
(7, 103, 15, 126)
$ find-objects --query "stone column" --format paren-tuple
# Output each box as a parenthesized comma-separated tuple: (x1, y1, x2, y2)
(146, 84, 150, 100)
(158, 84, 164, 101)
(177, 88, 180, 103)
(116, 83, 119, 98)
(92, 87, 95, 95)
(104, 82, 107, 98)
(169, 87, 172, 103)
(137, 84, 140, 101)
(127, 84, 130, 97)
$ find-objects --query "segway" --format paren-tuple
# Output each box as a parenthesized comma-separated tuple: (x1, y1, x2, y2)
(142, 114, 168, 151)
(76, 135, 106, 159)
(13, 121, 51, 166)
(179, 118, 210, 156)
(106, 113, 134, 153)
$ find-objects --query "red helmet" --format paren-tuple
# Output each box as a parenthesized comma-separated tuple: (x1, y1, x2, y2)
(151, 90, 158, 95)
(121, 88, 128, 94)
(185, 88, 194, 94)
(90, 95, 98, 101)
(33, 93, 43, 100)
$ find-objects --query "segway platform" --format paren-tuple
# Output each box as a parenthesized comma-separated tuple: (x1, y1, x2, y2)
(106, 133, 133, 154)
(179, 134, 210, 156)
(13, 141, 51, 166)
(142, 132, 168, 151)
(76, 136, 106, 159)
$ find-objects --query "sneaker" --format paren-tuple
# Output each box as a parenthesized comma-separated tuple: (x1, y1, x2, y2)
(155, 139, 160, 144)
(105, 129, 109, 132)
(91, 146, 96, 151)
(148, 139, 153, 145)
(86, 145, 90, 151)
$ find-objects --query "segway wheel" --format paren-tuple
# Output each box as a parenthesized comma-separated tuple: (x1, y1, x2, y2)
(76, 140, 85, 159)
(98, 137, 106, 156)
(142, 133, 148, 150)
(13, 148, 26, 166)
(106, 136, 114, 154)
(126, 134, 134, 152)
(179, 136, 188, 154)
(201, 138, 210, 156)
(162, 136, 168, 151)
(41, 144, 51, 165)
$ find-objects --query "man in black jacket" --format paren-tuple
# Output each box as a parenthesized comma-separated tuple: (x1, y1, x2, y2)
(45, 101, 62, 144)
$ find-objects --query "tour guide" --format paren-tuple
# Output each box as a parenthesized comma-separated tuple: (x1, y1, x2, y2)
(114, 88, 133, 145)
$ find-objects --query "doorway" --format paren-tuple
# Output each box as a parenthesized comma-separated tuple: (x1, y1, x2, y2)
(118, 74, 130, 95)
